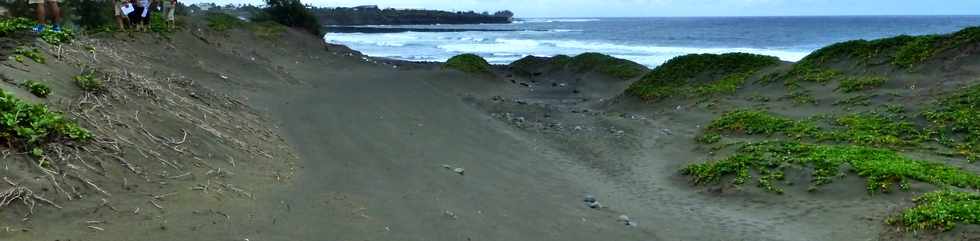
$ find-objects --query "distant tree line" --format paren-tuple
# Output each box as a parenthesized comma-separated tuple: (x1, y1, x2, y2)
(311, 7, 514, 25)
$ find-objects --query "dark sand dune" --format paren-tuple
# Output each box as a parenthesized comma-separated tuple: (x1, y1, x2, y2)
(4, 18, 979, 241)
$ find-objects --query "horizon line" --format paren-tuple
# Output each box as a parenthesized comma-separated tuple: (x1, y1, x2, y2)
(516, 14, 980, 19)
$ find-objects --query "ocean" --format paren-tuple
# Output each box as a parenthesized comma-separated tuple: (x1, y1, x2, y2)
(323, 16, 980, 67)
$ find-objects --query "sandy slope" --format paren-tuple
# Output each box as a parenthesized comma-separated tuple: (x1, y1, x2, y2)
(3, 20, 977, 241)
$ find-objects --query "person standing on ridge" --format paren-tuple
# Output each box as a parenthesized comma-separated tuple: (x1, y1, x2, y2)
(29, 0, 62, 32)
(113, 0, 128, 30)
(166, 0, 177, 30)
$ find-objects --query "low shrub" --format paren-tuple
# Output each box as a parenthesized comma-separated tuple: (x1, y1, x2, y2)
(260, 0, 321, 36)
(445, 54, 492, 74)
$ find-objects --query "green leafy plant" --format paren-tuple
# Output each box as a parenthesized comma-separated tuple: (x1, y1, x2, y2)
(74, 73, 104, 92)
(889, 190, 980, 231)
(445, 54, 493, 74)
(0, 17, 33, 36)
(39, 27, 74, 45)
(0, 89, 92, 151)
(21, 80, 51, 98)
(13, 47, 45, 64)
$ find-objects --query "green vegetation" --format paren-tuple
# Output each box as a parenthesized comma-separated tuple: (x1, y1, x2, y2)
(783, 65, 843, 87)
(834, 95, 873, 107)
(786, 90, 817, 105)
(249, 21, 286, 40)
(0, 17, 33, 36)
(745, 93, 770, 102)
(39, 27, 74, 45)
(567, 53, 648, 79)
(205, 12, 245, 32)
(682, 141, 980, 194)
(706, 110, 924, 148)
(832, 112, 924, 147)
(74, 73, 104, 92)
(258, 0, 322, 36)
(445, 54, 493, 74)
(626, 53, 780, 100)
(21, 80, 51, 98)
(693, 72, 753, 95)
(13, 47, 45, 64)
(889, 190, 980, 231)
(72, 0, 115, 31)
(798, 27, 980, 69)
(696, 132, 721, 144)
(838, 76, 888, 93)
(149, 14, 173, 34)
(923, 84, 980, 161)
(0, 89, 92, 150)
(706, 110, 820, 138)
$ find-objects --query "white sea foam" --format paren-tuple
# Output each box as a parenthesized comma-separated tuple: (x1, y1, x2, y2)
(518, 18, 601, 23)
(324, 31, 810, 67)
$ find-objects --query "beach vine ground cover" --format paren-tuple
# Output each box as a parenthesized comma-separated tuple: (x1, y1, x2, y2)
(626, 53, 780, 100)
(682, 141, 980, 194)
(889, 190, 980, 231)
(567, 52, 648, 79)
(0, 90, 91, 156)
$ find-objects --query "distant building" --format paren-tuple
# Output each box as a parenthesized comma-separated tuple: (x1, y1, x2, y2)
(353, 5, 379, 11)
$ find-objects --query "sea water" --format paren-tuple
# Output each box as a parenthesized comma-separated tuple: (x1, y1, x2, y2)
(323, 16, 980, 67)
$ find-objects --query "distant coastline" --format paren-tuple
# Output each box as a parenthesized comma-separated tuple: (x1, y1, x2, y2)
(312, 5, 514, 26)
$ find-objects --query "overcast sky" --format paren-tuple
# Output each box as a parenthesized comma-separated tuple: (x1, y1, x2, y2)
(186, 0, 980, 18)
